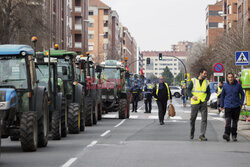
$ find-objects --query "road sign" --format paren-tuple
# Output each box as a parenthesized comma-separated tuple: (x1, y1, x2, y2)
(214, 73, 223, 77)
(235, 51, 249, 66)
(213, 63, 224, 73)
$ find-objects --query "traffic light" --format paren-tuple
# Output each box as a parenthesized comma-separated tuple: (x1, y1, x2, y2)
(159, 53, 163, 60)
(146, 58, 150, 64)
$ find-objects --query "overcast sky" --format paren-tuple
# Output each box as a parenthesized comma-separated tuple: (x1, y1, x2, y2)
(102, 0, 217, 51)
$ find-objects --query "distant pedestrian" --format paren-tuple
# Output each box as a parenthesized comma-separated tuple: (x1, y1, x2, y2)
(153, 76, 172, 125)
(143, 80, 154, 113)
(187, 68, 211, 141)
(181, 85, 187, 107)
(216, 81, 224, 114)
(220, 73, 245, 142)
(130, 81, 140, 112)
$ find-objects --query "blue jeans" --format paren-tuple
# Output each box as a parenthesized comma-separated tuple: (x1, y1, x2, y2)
(183, 96, 187, 104)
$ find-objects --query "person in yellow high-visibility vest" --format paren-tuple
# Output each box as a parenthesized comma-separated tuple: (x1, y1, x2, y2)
(153, 76, 172, 125)
(187, 68, 211, 141)
(216, 81, 224, 114)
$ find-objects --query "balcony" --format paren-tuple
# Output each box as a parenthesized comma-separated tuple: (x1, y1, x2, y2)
(75, 42, 82, 48)
(75, 24, 82, 30)
(75, 6, 82, 13)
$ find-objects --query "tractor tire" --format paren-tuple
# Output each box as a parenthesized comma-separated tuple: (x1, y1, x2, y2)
(98, 102, 102, 121)
(51, 110, 61, 140)
(119, 99, 128, 119)
(68, 103, 80, 134)
(93, 101, 98, 125)
(80, 98, 85, 132)
(127, 98, 130, 119)
(85, 99, 93, 126)
(61, 97, 67, 137)
(38, 95, 49, 147)
(20, 112, 38, 152)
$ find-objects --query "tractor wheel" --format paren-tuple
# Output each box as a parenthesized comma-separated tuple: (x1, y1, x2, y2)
(80, 98, 86, 132)
(85, 99, 93, 126)
(98, 102, 102, 121)
(119, 99, 128, 119)
(68, 103, 80, 134)
(51, 110, 61, 140)
(93, 101, 98, 125)
(38, 95, 49, 147)
(127, 98, 130, 119)
(20, 112, 38, 152)
(61, 97, 67, 137)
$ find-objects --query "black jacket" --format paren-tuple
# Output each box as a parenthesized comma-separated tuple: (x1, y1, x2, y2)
(152, 83, 172, 103)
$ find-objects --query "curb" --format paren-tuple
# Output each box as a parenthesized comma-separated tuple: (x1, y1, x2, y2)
(238, 130, 250, 140)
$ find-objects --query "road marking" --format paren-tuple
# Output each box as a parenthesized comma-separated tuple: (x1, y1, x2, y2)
(197, 117, 201, 120)
(170, 116, 182, 120)
(208, 113, 218, 116)
(100, 130, 111, 137)
(114, 119, 126, 128)
(137, 105, 144, 111)
(61, 157, 77, 167)
(87, 140, 98, 148)
(130, 115, 139, 119)
(102, 114, 117, 118)
(184, 110, 191, 114)
(148, 115, 158, 119)
(213, 117, 224, 122)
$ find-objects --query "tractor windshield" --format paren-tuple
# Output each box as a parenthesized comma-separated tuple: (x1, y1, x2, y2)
(102, 68, 120, 81)
(36, 64, 54, 92)
(0, 57, 28, 89)
(57, 58, 73, 81)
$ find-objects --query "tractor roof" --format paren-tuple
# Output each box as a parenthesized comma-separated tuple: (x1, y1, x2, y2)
(0, 44, 34, 56)
(38, 50, 77, 57)
(100, 60, 123, 68)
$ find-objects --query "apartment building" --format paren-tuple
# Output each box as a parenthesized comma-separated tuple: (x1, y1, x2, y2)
(141, 51, 188, 78)
(238, 0, 250, 32)
(171, 41, 193, 52)
(206, 1, 224, 46)
(223, 0, 238, 31)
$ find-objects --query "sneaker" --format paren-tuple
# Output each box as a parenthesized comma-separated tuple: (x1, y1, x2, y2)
(198, 135, 208, 141)
(232, 135, 237, 142)
(223, 134, 230, 142)
(190, 135, 194, 140)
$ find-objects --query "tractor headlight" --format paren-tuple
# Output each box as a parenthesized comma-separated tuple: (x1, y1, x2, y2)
(102, 95, 107, 99)
(20, 51, 26, 56)
(109, 95, 114, 100)
(0, 103, 5, 108)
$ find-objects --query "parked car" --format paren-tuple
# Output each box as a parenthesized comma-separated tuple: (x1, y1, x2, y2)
(169, 86, 181, 98)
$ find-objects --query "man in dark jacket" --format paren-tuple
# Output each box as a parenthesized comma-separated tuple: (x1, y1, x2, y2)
(153, 76, 172, 125)
(130, 82, 140, 112)
(143, 80, 154, 113)
(220, 73, 245, 142)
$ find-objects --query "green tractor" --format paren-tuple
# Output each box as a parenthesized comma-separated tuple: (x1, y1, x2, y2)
(0, 45, 49, 152)
(100, 60, 130, 119)
(39, 50, 85, 134)
(75, 55, 102, 126)
(35, 55, 67, 139)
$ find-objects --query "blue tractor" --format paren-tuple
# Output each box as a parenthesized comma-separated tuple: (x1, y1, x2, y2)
(0, 45, 49, 152)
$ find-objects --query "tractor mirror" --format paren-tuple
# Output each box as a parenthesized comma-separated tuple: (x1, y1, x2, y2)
(62, 67, 67, 75)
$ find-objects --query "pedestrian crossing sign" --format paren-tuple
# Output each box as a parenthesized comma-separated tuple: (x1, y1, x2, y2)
(235, 51, 249, 66)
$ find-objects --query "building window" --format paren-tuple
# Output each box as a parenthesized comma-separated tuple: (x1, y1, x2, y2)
(155, 73, 158, 75)
(104, 21, 108, 27)
(209, 22, 218, 28)
(89, 11, 94, 15)
(88, 23, 94, 27)
(104, 9, 109, 15)
(155, 68, 158, 70)
(208, 10, 220, 16)
(88, 34, 94, 39)
(155, 63, 158, 66)
(104, 32, 108, 38)
(88, 45, 94, 51)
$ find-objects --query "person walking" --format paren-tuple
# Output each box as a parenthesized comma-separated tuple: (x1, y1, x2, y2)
(220, 73, 245, 142)
(130, 81, 140, 112)
(181, 85, 187, 107)
(216, 81, 224, 114)
(187, 68, 211, 141)
(153, 76, 172, 125)
(143, 80, 154, 113)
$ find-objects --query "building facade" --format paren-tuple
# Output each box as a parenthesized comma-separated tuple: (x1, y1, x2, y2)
(223, 0, 238, 31)
(171, 41, 193, 52)
(141, 51, 188, 78)
(238, 0, 250, 32)
(206, 1, 224, 46)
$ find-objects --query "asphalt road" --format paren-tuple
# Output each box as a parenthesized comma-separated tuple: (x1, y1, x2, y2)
(1, 98, 250, 167)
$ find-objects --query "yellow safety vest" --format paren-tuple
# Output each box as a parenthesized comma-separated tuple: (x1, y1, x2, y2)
(155, 83, 170, 101)
(191, 78, 209, 105)
(217, 87, 222, 97)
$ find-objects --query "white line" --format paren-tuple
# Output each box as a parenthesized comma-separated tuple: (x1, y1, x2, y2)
(208, 113, 218, 116)
(61, 157, 77, 167)
(102, 114, 117, 118)
(130, 115, 139, 119)
(87, 140, 98, 148)
(170, 116, 183, 120)
(148, 116, 158, 119)
(137, 105, 144, 111)
(100, 130, 111, 137)
(114, 119, 126, 128)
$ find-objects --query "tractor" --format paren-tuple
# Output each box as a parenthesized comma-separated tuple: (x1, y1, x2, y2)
(38, 50, 85, 134)
(35, 54, 67, 139)
(100, 60, 130, 119)
(0, 45, 49, 152)
(75, 55, 103, 126)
